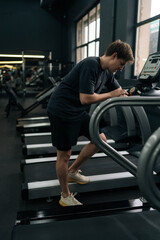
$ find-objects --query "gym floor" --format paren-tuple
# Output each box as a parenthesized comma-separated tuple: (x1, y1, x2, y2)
(0, 96, 49, 240)
(0, 96, 22, 240)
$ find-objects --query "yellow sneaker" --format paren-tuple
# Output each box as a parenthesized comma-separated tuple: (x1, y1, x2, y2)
(59, 193, 83, 207)
(68, 170, 90, 184)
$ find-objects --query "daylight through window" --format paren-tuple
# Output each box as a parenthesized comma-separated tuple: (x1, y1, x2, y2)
(76, 3, 100, 63)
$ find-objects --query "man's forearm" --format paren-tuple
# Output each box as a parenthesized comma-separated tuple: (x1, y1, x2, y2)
(80, 88, 128, 105)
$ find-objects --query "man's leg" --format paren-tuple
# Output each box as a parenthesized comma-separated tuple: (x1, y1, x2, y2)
(69, 133, 107, 173)
(57, 149, 83, 206)
(56, 149, 72, 197)
(48, 113, 83, 206)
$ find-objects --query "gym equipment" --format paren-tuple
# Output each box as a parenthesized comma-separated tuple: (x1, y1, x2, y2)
(17, 116, 49, 125)
(137, 127, 160, 211)
(17, 122, 50, 133)
(21, 99, 151, 198)
(12, 202, 160, 240)
(21, 105, 148, 157)
(13, 110, 160, 239)
(21, 51, 160, 199)
(11, 52, 160, 240)
(16, 117, 50, 133)
(21, 95, 160, 200)
(22, 150, 135, 200)
(25, 68, 44, 88)
(21, 132, 51, 144)
(5, 77, 60, 118)
(12, 195, 160, 240)
(21, 103, 150, 198)
(89, 96, 160, 209)
(127, 51, 160, 96)
(13, 99, 160, 239)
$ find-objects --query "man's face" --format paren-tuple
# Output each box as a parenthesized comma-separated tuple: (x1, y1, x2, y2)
(108, 54, 126, 73)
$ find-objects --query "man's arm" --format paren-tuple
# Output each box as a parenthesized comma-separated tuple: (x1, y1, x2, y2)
(80, 87, 128, 105)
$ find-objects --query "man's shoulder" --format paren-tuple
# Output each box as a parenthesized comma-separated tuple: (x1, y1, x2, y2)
(82, 56, 100, 64)
(78, 57, 100, 70)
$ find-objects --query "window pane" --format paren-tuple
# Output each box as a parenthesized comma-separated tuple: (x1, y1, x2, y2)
(76, 48, 81, 63)
(89, 8, 96, 41)
(81, 46, 87, 59)
(96, 3, 100, 38)
(77, 20, 82, 46)
(150, 19, 159, 53)
(88, 42, 95, 56)
(82, 15, 88, 44)
(151, 0, 160, 17)
(96, 41, 99, 56)
(138, 0, 160, 23)
(135, 20, 159, 75)
(76, 3, 100, 63)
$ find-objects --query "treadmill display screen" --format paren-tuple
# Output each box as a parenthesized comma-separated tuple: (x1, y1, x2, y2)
(139, 52, 160, 81)
(151, 58, 158, 64)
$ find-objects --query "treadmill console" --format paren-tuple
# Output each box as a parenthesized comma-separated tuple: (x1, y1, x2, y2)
(128, 52, 160, 96)
(139, 52, 160, 83)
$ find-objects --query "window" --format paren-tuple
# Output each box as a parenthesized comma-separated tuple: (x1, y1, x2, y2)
(135, 0, 160, 76)
(76, 3, 100, 63)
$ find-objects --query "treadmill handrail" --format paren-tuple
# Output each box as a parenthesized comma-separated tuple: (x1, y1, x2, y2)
(137, 127, 160, 211)
(89, 96, 160, 176)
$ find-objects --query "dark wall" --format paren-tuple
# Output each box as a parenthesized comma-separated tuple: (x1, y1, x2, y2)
(0, 0, 66, 60)
(99, 0, 115, 55)
(115, 0, 138, 79)
(100, 0, 137, 79)
(0, 0, 138, 78)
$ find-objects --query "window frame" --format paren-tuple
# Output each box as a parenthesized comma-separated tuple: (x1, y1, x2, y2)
(76, 3, 100, 63)
(135, 0, 160, 76)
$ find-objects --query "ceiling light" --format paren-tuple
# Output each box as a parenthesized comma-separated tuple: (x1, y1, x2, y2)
(0, 61, 23, 64)
(0, 54, 45, 59)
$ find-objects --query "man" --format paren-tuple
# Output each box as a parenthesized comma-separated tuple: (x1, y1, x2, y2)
(47, 39, 134, 206)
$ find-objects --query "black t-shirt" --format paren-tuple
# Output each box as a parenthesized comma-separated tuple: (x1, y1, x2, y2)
(47, 57, 120, 120)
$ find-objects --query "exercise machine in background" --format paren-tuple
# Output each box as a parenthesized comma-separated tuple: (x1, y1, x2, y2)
(4, 77, 60, 117)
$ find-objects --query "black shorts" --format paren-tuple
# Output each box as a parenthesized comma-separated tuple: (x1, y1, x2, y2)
(48, 112, 91, 151)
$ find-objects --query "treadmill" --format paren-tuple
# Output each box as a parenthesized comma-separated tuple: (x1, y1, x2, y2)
(12, 100, 160, 240)
(21, 97, 151, 198)
(17, 116, 49, 126)
(12, 208, 160, 240)
(5, 78, 59, 118)
(21, 52, 160, 200)
(21, 102, 150, 198)
(16, 121, 51, 133)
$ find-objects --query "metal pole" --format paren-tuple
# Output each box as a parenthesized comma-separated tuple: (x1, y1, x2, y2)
(22, 51, 26, 97)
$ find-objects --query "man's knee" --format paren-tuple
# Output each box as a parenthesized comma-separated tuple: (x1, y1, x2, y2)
(100, 132, 107, 142)
(90, 132, 107, 147)
(57, 149, 72, 163)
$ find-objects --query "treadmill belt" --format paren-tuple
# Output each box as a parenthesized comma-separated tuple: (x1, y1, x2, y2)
(23, 155, 138, 182)
(24, 135, 52, 144)
(17, 119, 49, 125)
(12, 210, 160, 240)
(23, 134, 87, 145)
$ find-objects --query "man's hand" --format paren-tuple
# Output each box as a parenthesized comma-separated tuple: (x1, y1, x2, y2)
(120, 89, 128, 97)
(111, 88, 128, 97)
